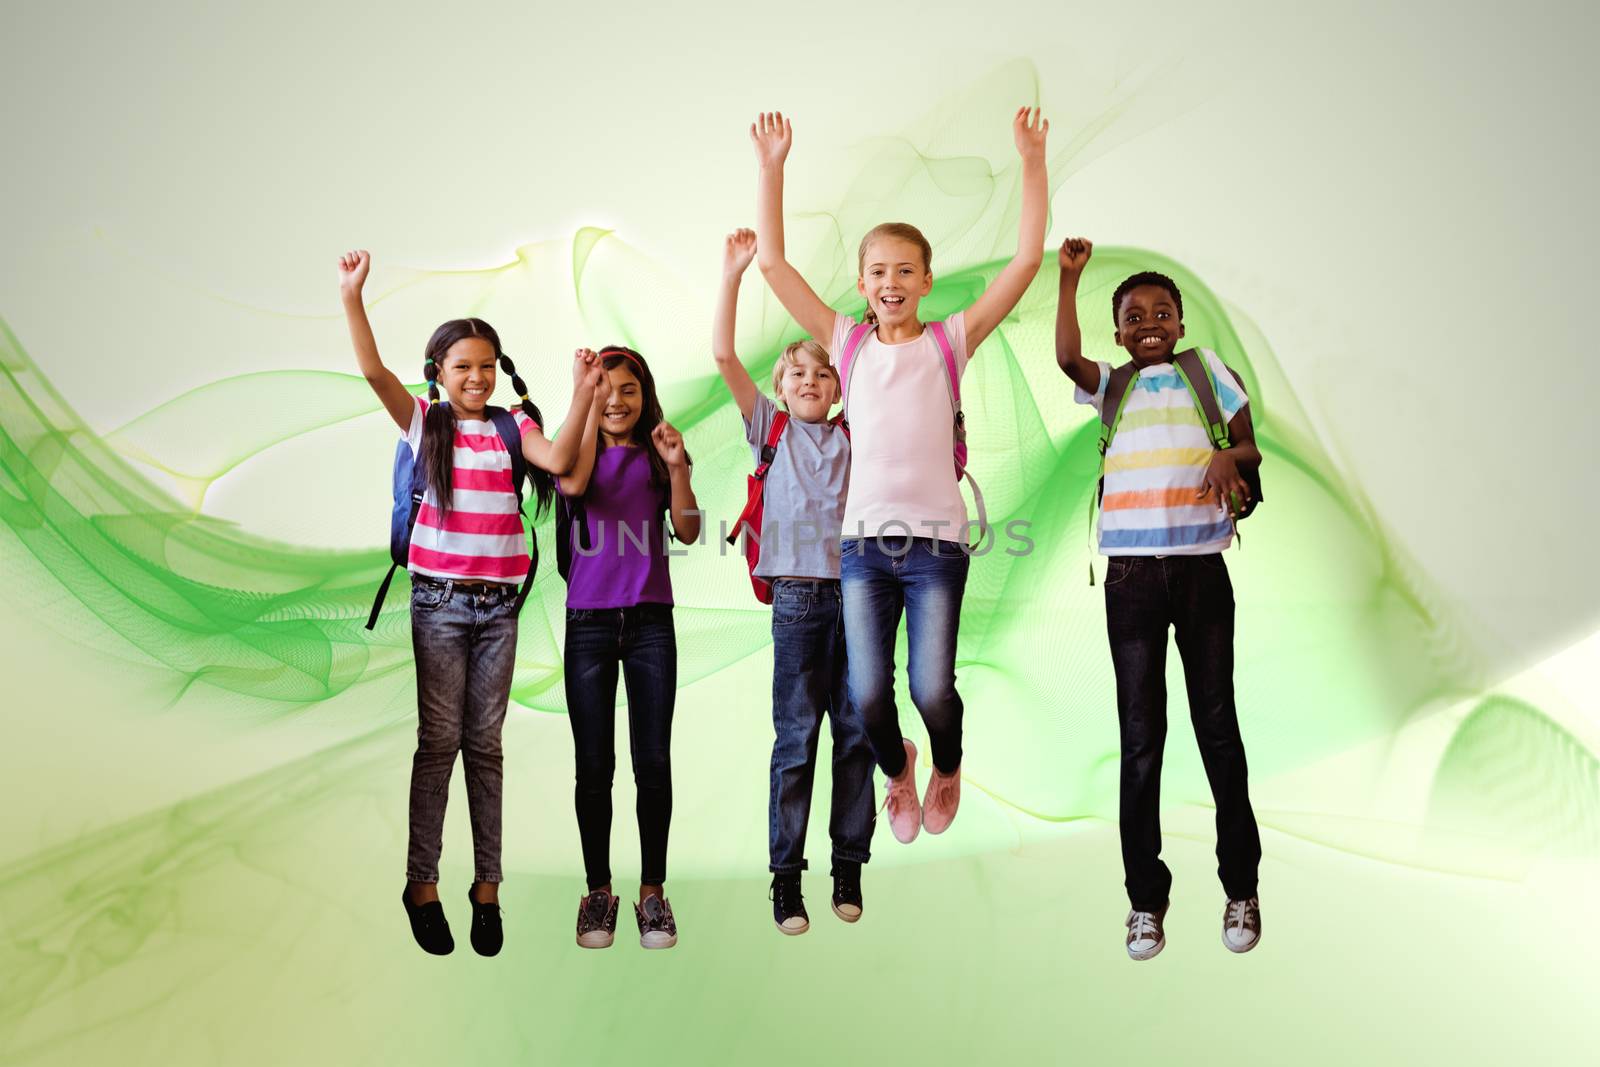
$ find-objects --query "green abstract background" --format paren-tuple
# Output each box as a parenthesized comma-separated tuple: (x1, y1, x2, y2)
(3, 2, 1597, 1064)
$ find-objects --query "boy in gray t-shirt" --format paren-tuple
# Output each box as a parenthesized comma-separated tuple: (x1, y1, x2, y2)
(713, 228, 874, 936)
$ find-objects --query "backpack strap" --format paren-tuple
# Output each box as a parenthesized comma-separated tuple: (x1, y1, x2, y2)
(488, 407, 538, 614)
(366, 440, 430, 631)
(1170, 349, 1231, 450)
(758, 411, 789, 477)
(725, 411, 791, 548)
(837, 321, 877, 422)
(1087, 362, 1141, 587)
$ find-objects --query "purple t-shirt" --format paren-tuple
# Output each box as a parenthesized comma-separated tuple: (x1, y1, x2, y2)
(560, 445, 675, 610)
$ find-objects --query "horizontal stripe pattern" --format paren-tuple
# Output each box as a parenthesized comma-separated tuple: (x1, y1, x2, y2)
(1075, 350, 1247, 556)
(403, 397, 538, 582)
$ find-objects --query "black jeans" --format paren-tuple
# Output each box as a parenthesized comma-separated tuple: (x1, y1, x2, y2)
(564, 604, 676, 890)
(1104, 554, 1261, 911)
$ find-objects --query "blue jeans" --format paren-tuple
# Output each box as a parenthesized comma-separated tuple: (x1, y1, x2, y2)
(406, 576, 520, 885)
(768, 579, 875, 875)
(1104, 554, 1261, 911)
(564, 604, 676, 890)
(841, 537, 970, 777)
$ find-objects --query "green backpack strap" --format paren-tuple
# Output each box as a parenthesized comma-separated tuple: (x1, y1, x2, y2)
(1088, 362, 1141, 585)
(1170, 348, 1232, 450)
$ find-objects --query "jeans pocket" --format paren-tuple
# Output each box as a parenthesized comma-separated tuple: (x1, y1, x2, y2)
(1197, 553, 1228, 572)
(1104, 557, 1135, 586)
(772, 597, 811, 627)
(412, 583, 450, 612)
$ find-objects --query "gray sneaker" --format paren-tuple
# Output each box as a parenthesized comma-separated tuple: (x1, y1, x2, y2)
(635, 895, 678, 949)
(575, 890, 618, 949)
(1222, 897, 1261, 953)
(1125, 904, 1168, 961)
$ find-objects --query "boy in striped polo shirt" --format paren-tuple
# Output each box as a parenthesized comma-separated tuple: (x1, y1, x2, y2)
(1055, 238, 1264, 961)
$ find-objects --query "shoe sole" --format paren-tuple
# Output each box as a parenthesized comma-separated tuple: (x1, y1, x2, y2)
(576, 932, 615, 949)
(1222, 929, 1260, 954)
(1127, 937, 1165, 961)
(892, 817, 921, 844)
(640, 933, 677, 949)
(775, 918, 810, 936)
(830, 902, 862, 924)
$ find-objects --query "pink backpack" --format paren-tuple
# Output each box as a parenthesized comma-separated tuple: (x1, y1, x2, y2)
(837, 320, 988, 538)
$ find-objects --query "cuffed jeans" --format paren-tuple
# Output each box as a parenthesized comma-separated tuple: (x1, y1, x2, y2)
(841, 536, 970, 777)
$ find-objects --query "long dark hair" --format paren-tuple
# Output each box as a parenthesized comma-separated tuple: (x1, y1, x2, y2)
(595, 345, 681, 490)
(421, 318, 555, 518)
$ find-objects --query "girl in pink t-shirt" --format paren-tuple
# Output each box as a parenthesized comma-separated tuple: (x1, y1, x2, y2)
(749, 109, 1049, 843)
(339, 250, 601, 958)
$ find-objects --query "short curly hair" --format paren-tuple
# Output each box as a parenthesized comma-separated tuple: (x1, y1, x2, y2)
(1112, 272, 1184, 323)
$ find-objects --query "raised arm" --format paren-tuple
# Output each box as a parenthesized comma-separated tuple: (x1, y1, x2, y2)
(521, 349, 601, 474)
(556, 372, 607, 498)
(339, 250, 414, 431)
(751, 113, 837, 344)
(1054, 237, 1102, 393)
(712, 229, 761, 420)
(651, 422, 701, 544)
(963, 107, 1049, 353)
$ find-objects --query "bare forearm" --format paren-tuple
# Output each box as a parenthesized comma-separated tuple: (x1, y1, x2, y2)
(543, 384, 596, 474)
(667, 465, 700, 543)
(1055, 272, 1097, 389)
(713, 273, 742, 363)
(1015, 157, 1047, 268)
(755, 164, 787, 271)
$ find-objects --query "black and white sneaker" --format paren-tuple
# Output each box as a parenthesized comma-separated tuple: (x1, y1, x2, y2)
(770, 874, 809, 935)
(635, 895, 678, 949)
(1223, 897, 1261, 953)
(575, 889, 619, 949)
(830, 864, 863, 923)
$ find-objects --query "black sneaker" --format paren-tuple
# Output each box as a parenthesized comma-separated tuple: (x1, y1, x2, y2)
(770, 874, 809, 936)
(575, 889, 619, 949)
(467, 887, 503, 957)
(830, 863, 863, 924)
(634, 894, 678, 949)
(401, 886, 454, 955)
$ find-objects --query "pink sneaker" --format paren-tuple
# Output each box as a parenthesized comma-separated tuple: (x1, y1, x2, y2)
(880, 739, 921, 844)
(922, 764, 961, 834)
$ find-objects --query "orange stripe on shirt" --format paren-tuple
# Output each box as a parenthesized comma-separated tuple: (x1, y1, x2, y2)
(1101, 486, 1215, 511)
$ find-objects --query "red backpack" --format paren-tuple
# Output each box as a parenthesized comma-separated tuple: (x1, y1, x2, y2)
(727, 410, 848, 604)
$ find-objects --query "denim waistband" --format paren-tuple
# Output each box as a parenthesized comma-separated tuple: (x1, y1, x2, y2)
(411, 572, 517, 596)
(770, 577, 841, 592)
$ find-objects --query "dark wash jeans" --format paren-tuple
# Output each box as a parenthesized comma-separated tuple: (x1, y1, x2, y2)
(406, 576, 519, 885)
(841, 536, 970, 777)
(564, 603, 676, 890)
(768, 579, 874, 875)
(1104, 553, 1261, 911)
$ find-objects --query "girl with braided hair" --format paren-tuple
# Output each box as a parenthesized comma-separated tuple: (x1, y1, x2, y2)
(338, 249, 603, 957)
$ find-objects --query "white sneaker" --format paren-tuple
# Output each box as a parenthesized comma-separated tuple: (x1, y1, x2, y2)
(1126, 905, 1168, 961)
(1222, 897, 1261, 953)
(880, 739, 921, 844)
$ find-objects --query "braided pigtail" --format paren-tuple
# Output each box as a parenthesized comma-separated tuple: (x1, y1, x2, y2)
(420, 324, 459, 515)
(496, 349, 555, 518)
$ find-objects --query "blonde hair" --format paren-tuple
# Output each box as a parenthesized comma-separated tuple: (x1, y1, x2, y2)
(771, 339, 836, 404)
(857, 222, 933, 274)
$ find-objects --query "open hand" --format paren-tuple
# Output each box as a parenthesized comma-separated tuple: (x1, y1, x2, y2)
(750, 112, 793, 169)
(1013, 106, 1049, 163)
(651, 421, 688, 469)
(1059, 237, 1093, 276)
(338, 249, 371, 295)
(1199, 450, 1251, 517)
(724, 228, 757, 277)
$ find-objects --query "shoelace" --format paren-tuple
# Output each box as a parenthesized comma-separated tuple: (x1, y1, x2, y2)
(1128, 911, 1160, 940)
(1226, 898, 1257, 931)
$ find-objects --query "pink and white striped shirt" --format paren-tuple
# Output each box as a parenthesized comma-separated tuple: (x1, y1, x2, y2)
(403, 397, 539, 583)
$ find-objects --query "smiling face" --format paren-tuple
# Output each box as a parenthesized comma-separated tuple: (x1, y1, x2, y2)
(438, 336, 497, 416)
(857, 236, 933, 327)
(1114, 284, 1186, 363)
(776, 345, 838, 422)
(600, 363, 643, 443)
